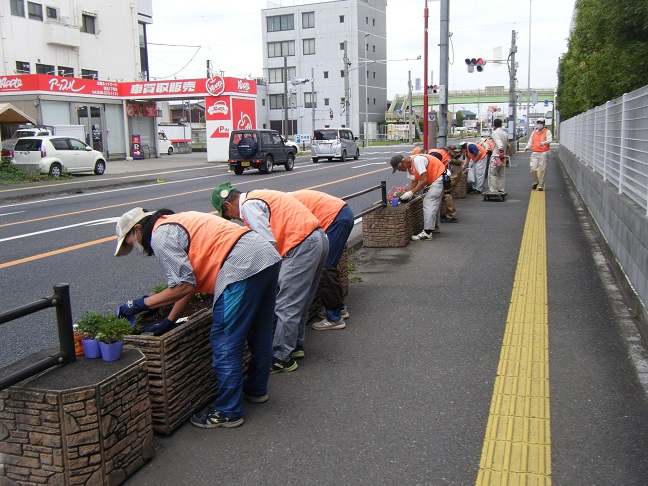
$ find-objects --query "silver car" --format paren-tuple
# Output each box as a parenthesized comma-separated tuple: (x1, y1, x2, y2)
(12, 136, 106, 177)
(311, 128, 360, 163)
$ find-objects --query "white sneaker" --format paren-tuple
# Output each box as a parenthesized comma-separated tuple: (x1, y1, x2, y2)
(411, 230, 433, 241)
(312, 318, 347, 331)
(317, 306, 350, 320)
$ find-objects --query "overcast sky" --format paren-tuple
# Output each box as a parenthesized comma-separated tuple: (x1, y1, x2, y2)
(146, 0, 575, 100)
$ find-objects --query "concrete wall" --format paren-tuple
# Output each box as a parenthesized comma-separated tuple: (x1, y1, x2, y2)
(558, 145, 648, 341)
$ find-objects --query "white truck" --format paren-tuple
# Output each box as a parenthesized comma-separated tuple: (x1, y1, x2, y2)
(2, 124, 87, 162)
(157, 123, 191, 155)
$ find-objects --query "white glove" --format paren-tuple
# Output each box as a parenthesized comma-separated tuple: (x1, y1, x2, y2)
(399, 190, 414, 202)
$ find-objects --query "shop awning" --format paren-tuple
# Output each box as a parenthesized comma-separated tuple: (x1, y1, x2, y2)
(0, 103, 36, 124)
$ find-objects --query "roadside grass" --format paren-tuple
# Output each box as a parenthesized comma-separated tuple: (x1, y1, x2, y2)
(0, 160, 73, 185)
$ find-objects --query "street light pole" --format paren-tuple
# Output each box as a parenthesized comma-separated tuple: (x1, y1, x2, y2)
(364, 33, 370, 147)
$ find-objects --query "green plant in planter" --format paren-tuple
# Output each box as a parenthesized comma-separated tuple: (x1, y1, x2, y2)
(75, 311, 104, 339)
(95, 314, 135, 344)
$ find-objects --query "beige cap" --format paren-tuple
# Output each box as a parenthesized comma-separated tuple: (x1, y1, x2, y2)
(114, 207, 152, 257)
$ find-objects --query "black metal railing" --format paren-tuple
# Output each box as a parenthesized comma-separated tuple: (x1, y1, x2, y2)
(0, 284, 75, 391)
(341, 180, 387, 218)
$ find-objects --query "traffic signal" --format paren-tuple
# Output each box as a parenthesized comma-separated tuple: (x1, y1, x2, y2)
(428, 85, 438, 94)
(465, 58, 486, 73)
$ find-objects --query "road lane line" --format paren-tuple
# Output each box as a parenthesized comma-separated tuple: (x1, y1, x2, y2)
(476, 190, 551, 485)
(0, 166, 390, 267)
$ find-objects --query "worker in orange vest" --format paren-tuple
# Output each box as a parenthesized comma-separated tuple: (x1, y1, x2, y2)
(524, 118, 553, 191)
(457, 141, 488, 194)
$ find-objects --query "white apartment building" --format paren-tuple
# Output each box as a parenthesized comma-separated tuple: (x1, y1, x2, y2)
(260, 0, 387, 141)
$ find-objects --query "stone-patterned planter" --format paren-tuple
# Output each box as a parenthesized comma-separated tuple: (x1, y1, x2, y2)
(362, 196, 424, 247)
(124, 308, 218, 435)
(0, 348, 153, 486)
(307, 246, 350, 319)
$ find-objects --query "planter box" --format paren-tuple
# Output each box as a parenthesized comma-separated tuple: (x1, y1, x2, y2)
(362, 197, 424, 247)
(451, 168, 468, 199)
(0, 348, 153, 485)
(124, 308, 217, 435)
(307, 246, 349, 319)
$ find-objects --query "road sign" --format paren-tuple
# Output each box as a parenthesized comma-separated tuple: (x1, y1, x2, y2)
(397, 109, 403, 115)
(429, 115, 436, 121)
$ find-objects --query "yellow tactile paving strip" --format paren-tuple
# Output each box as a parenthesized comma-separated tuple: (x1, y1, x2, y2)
(476, 190, 551, 485)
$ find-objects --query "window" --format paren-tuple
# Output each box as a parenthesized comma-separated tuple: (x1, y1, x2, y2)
(303, 38, 315, 55)
(35, 63, 55, 75)
(340, 70, 344, 77)
(366, 43, 369, 51)
(51, 138, 70, 150)
(267, 14, 293, 32)
(373, 19, 375, 26)
(304, 92, 316, 109)
(339, 15, 344, 23)
(365, 17, 368, 24)
(373, 72, 376, 79)
(323, 71, 328, 79)
(373, 98, 376, 105)
(261, 99, 266, 106)
(373, 45, 376, 53)
(267, 40, 295, 58)
(15, 61, 30, 74)
(302, 11, 314, 28)
(46, 6, 57, 19)
(69, 138, 87, 150)
(81, 13, 96, 34)
(339, 42, 344, 50)
(81, 69, 98, 79)
(269, 94, 284, 109)
(324, 98, 329, 106)
(268, 67, 296, 83)
(58, 66, 74, 77)
(10, 0, 25, 17)
(27, 2, 42, 20)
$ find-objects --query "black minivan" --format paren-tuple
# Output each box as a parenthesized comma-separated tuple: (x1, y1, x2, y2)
(228, 129, 296, 175)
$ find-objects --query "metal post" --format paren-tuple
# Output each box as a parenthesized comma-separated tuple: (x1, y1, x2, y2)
(283, 56, 289, 135)
(509, 30, 517, 146)
(438, 0, 450, 147)
(408, 71, 413, 144)
(525, 0, 532, 140)
(380, 180, 387, 206)
(343, 41, 350, 128)
(311, 67, 315, 133)
(364, 33, 370, 147)
(53, 284, 75, 364)
(423, 0, 429, 150)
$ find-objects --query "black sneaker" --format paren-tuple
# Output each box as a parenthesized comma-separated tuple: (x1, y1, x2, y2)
(243, 393, 269, 403)
(270, 356, 298, 374)
(190, 408, 244, 429)
(291, 346, 305, 359)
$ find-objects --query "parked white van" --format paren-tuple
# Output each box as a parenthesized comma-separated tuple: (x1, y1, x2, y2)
(158, 131, 174, 155)
(311, 128, 359, 163)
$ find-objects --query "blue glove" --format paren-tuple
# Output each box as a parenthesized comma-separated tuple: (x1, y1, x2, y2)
(117, 296, 149, 318)
(142, 318, 175, 336)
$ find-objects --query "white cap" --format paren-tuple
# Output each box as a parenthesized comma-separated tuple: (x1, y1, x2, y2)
(114, 207, 153, 256)
(536, 118, 546, 125)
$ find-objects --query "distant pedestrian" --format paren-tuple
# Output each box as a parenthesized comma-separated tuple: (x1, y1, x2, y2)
(114, 207, 281, 429)
(524, 118, 553, 191)
(458, 141, 488, 194)
(390, 146, 458, 241)
(291, 189, 354, 331)
(211, 183, 328, 373)
(489, 118, 509, 193)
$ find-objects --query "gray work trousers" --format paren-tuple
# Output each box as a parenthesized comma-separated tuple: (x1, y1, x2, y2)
(273, 228, 328, 361)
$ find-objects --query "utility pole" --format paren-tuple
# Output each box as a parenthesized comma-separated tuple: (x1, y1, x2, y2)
(423, 0, 429, 150)
(206, 60, 213, 78)
(408, 71, 413, 144)
(283, 56, 289, 135)
(311, 67, 315, 133)
(343, 41, 350, 128)
(509, 30, 518, 147)
(438, 0, 450, 147)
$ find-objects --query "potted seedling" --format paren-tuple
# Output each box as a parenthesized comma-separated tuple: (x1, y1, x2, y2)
(95, 314, 136, 362)
(75, 311, 104, 358)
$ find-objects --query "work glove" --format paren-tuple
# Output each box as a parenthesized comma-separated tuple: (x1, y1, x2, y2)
(142, 318, 175, 336)
(117, 296, 149, 318)
(399, 190, 414, 202)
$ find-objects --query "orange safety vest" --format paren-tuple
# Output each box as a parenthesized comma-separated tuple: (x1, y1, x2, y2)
(245, 189, 320, 257)
(531, 129, 550, 152)
(482, 139, 495, 153)
(290, 189, 345, 232)
(465, 143, 488, 162)
(153, 211, 250, 294)
(411, 153, 446, 183)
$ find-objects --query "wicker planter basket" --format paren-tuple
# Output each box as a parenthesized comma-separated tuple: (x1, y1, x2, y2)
(124, 308, 217, 434)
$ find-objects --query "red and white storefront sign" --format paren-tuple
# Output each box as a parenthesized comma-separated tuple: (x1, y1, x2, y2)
(0, 74, 257, 161)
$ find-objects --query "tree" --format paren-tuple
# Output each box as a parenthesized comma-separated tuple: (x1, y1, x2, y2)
(557, 0, 648, 119)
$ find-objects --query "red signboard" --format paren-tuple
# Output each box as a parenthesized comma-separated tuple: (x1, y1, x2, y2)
(131, 135, 143, 159)
(0, 74, 255, 99)
(210, 125, 231, 139)
(205, 96, 230, 121)
(126, 102, 157, 117)
(232, 98, 256, 130)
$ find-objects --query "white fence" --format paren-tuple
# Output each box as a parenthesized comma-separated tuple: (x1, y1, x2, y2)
(560, 85, 648, 215)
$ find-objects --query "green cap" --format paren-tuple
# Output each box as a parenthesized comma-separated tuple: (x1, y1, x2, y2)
(210, 182, 236, 216)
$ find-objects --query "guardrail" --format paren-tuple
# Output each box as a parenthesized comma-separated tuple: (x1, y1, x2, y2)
(0, 284, 75, 391)
(341, 180, 387, 217)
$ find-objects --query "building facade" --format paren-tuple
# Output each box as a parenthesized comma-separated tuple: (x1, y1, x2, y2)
(260, 0, 387, 141)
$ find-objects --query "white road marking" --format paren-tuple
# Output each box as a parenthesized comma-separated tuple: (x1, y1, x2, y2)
(0, 218, 117, 242)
